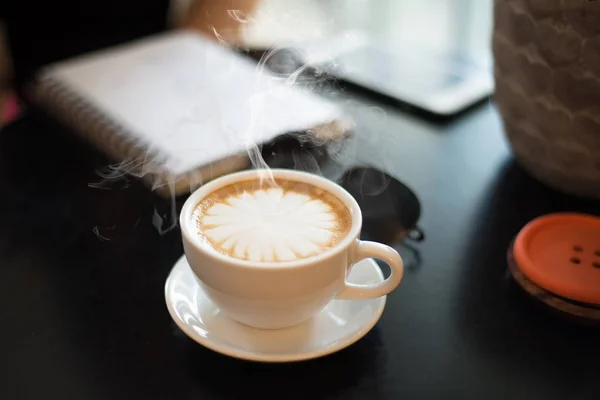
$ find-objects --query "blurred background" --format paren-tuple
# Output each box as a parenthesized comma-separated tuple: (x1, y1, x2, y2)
(0, 0, 494, 125)
(243, 0, 493, 63)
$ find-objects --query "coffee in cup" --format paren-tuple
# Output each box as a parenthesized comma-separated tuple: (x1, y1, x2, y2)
(192, 178, 352, 262)
(180, 169, 404, 329)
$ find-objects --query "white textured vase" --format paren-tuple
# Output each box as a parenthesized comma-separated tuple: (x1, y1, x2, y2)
(493, 0, 600, 198)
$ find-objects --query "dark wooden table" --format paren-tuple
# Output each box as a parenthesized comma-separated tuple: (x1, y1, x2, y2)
(1, 94, 599, 399)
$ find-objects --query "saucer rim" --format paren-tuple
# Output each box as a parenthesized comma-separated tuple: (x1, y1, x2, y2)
(164, 256, 386, 363)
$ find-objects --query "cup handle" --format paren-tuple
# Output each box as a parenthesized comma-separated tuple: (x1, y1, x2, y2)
(335, 241, 404, 300)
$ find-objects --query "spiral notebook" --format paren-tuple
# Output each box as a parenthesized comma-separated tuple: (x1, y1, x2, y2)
(31, 31, 350, 197)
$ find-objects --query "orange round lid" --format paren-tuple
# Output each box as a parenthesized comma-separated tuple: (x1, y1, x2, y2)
(513, 213, 600, 305)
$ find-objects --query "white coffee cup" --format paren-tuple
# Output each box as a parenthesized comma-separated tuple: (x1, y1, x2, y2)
(180, 169, 404, 329)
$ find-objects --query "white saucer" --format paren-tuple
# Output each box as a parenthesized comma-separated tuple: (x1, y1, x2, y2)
(165, 256, 386, 362)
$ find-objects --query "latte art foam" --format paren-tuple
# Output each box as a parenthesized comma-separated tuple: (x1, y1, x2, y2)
(193, 179, 352, 262)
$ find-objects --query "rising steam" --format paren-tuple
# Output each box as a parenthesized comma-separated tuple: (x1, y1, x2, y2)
(90, 8, 361, 236)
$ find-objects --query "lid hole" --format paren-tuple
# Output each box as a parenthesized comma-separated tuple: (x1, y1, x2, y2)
(570, 257, 581, 264)
(594, 250, 600, 257)
(593, 262, 600, 269)
(573, 246, 583, 252)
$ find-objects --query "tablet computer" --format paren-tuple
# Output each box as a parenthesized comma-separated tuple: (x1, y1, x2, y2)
(307, 41, 494, 119)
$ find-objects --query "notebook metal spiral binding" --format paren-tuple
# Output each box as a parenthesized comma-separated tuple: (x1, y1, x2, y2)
(31, 74, 201, 197)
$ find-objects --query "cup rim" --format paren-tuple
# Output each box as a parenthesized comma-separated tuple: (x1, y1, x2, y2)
(180, 169, 362, 270)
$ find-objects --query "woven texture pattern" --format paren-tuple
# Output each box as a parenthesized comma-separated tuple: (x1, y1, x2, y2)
(493, 0, 600, 198)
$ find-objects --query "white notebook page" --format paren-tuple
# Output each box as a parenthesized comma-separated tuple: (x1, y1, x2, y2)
(43, 31, 343, 175)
